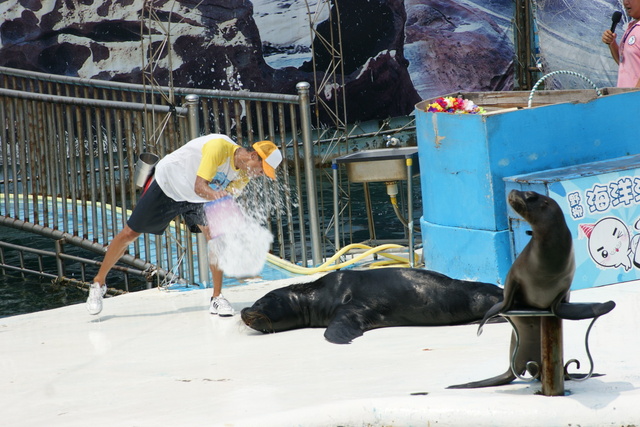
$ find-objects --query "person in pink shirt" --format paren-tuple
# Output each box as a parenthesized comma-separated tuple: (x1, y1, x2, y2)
(602, 0, 640, 87)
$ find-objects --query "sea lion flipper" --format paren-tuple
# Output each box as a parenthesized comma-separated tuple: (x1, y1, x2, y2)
(476, 275, 519, 336)
(553, 301, 616, 320)
(324, 310, 366, 344)
(447, 370, 516, 389)
(476, 301, 504, 336)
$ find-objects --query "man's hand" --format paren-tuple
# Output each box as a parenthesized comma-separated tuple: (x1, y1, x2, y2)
(194, 175, 228, 201)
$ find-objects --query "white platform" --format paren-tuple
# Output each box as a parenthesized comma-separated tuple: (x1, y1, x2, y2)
(2, 276, 640, 426)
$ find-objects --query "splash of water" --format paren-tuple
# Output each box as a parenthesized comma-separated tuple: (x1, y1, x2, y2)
(205, 194, 274, 278)
(235, 175, 298, 225)
(207, 220, 273, 278)
(206, 176, 298, 277)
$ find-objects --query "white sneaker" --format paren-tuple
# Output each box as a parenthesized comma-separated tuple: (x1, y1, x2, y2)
(86, 282, 106, 315)
(210, 295, 235, 317)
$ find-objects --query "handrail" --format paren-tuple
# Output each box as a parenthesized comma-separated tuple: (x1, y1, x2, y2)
(0, 239, 141, 295)
(0, 216, 182, 288)
(528, 70, 602, 108)
(0, 65, 300, 103)
(0, 87, 188, 113)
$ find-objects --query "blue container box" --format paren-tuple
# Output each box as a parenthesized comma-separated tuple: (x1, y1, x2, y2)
(415, 89, 640, 284)
(420, 218, 513, 283)
(505, 154, 640, 290)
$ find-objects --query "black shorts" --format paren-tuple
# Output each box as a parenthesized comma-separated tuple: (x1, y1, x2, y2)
(127, 180, 206, 235)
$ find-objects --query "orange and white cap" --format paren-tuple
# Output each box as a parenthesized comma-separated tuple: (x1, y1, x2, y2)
(253, 140, 283, 180)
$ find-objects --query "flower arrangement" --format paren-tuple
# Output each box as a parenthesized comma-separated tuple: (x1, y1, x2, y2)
(425, 96, 486, 114)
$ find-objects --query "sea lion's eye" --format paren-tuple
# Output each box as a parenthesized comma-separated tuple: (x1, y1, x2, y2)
(342, 292, 352, 304)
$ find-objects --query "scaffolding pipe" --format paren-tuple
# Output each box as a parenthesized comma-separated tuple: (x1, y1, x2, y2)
(297, 81, 322, 265)
(184, 93, 210, 287)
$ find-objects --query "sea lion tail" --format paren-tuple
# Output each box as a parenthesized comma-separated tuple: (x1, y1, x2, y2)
(447, 370, 516, 389)
(477, 301, 503, 336)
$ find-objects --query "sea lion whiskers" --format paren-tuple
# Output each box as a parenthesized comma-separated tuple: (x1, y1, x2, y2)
(240, 289, 308, 333)
(508, 189, 531, 216)
(240, 310, 274, 333)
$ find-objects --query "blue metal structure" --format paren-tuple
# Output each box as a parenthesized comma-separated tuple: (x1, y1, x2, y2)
(415, 88, 640, 284)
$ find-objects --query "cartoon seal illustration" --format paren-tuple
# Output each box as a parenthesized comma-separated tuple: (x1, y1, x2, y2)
(449, 190, 615, 389)
(241, 268, 504, 344)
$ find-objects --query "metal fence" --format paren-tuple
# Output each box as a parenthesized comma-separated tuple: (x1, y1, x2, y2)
(0, 66, 321, 288)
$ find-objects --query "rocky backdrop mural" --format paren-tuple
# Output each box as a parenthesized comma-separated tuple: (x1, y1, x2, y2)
(534, 0, 623, 89)
(0, 0, 622, 123)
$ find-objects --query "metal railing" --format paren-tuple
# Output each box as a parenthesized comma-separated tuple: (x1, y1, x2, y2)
(0, 66, 321, 288)
(0, 237, 139, 295)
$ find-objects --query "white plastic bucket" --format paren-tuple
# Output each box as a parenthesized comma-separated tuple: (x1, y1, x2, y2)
(204, 196, 244, 239)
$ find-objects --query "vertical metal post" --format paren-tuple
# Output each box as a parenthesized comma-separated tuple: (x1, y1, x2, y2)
(332, 161, 340, 251)
(541, 316, 564, 396)
(0, 246, 5, 275)
(514, 0, 537, 89)
(363, 182, 376, 243)
(54, 239, 65, 279)
(406, 158, 415, 267)
(296, 82, 322, 265)
(184, 94, 210, 287)
(185, 94, 200, 140)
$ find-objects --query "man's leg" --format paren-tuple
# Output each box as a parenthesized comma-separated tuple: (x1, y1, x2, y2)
(93, 224, 142, 285)
(211, 262, 224, 298)
(87, 224, 141, 315)
(200, 224, 234, 316)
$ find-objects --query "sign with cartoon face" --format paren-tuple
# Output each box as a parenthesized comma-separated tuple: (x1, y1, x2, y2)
(546, 169, 640, 289)
(581, 217, 633, 271)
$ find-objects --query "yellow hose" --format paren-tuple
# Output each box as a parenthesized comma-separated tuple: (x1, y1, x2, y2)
(266, 243, 417, 275)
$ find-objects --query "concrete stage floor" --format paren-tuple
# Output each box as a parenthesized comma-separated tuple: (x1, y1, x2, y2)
(2, 275, 639, 426)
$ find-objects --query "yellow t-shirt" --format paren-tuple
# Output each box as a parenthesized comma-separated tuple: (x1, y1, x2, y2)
(197, 139, 249, 195)
(154, 134, 249, 203)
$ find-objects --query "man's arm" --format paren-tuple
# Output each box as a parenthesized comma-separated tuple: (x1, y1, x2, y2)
(194, 175, 228, 201)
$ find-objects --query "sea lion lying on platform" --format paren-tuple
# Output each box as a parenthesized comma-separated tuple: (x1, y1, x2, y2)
(449, 190, 615, 389)
(241, 267, 503, 344)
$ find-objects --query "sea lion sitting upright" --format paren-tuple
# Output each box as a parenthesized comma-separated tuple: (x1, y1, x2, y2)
(241, 268, 504, 344)
(483, 190, 577, 323)
(449, 190, 615, 389)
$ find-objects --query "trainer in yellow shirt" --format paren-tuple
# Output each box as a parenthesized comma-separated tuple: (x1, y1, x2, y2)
(86, 134, 283, 317)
